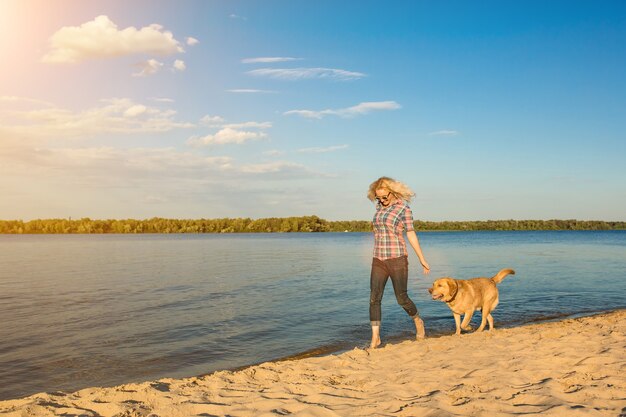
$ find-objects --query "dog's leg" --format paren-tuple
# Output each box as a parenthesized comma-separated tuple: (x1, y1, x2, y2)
(477, 305, 492, 332)
(487, 298, 498, 331)
(460, 311, 474, 332)
(454, 313, 462, 335)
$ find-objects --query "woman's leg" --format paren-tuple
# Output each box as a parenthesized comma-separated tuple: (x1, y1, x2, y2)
(388, 256, 425, 339)
(369, 258, 388, 348)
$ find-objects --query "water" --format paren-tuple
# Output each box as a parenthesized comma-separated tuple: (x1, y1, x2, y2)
(0, 231, 624, 400)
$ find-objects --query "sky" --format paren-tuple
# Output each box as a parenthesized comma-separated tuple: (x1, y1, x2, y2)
(1, 0, 625, 221)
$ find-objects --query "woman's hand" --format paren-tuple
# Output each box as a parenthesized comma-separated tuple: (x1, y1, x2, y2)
(406, 231, 430, 275)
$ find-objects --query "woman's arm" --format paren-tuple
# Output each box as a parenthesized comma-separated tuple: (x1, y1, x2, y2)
(406, 230, 430, 274)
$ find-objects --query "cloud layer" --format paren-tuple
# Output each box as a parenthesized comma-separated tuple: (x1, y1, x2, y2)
(0, 97, 193, 140)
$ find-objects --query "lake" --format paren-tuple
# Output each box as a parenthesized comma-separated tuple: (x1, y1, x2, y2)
(0, 231, 625, 400)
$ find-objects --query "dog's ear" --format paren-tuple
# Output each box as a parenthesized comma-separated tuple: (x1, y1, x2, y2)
(447, 278, 459, 299)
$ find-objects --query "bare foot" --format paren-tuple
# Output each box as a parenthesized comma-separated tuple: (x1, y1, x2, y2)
(414, 316, 426, 339)
(370, 337, 381, 349)
(370, 325, 381, 349)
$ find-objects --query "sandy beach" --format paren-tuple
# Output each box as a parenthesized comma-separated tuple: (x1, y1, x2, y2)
(1, 310, 624, 417)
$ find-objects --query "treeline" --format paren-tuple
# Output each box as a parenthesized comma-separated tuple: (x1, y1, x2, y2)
(413, 219, 626, 231)
(0, 217, 624, 234)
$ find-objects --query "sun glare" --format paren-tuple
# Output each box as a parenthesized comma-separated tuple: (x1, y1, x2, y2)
(0, 1, 18, 49)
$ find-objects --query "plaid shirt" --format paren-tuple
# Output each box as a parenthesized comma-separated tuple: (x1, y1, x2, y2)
(372, 200, 415, 260)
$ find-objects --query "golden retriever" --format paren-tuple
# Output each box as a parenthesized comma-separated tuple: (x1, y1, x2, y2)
(428, 268, 515, 334)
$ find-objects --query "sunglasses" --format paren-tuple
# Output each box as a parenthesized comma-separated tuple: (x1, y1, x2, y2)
(376, 192, 391, 202)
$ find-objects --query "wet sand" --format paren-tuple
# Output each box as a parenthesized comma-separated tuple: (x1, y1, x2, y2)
(1, 310, 624, 417)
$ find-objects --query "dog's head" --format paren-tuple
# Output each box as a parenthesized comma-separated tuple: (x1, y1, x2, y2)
(428, 278, 458, 302)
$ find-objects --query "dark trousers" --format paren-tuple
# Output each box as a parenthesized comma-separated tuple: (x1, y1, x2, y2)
(369, 256, 419, 326)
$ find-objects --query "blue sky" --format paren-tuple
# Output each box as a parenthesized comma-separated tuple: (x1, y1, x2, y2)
(1, 0, 625, 221)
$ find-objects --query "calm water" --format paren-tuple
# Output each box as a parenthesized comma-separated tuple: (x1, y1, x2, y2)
(0, 231, 625, 400)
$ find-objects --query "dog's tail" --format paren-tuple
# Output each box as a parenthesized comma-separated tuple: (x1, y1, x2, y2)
(491, 268, 515, 284)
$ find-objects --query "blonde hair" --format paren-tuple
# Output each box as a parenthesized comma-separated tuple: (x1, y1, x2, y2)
(367, 176, 415, 203)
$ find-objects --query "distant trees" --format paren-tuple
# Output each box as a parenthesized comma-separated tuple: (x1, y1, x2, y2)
(0, 217, 623, 234)
(412, 219, 624, 231)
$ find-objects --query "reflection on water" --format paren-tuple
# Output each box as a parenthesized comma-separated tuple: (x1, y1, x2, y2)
(0, 231, 624, 400)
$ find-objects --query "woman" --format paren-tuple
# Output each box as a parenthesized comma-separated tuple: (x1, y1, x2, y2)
(367, 176, 430, 348)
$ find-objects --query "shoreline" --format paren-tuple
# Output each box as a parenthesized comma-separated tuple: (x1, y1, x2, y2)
(211, 307, 625, 373)
(5, 309, 620, 403)
(2, 309, 624, 416)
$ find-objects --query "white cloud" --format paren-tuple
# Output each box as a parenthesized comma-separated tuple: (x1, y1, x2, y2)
(187, 128, 267, 146)
(124, 105, 147, 117)
(199, 117, 272, 130)
(150, 97, 175, 103)
(223, 121, 272, 129)
(200, 115, 226, 126)
(229, 14, 247, 20)
(0, 143, 323, 186)
(0, 94, 337, 218)
(186, 37, 199, 46)
(247, 67, 366, 81)
(191, 119, 271, 146)
(429, 130, 459, 136)
(284, 101, 401, 119)
(133, 59, 164, 77)
(0, 97, 194, 140)
(282, 109, 323, 119)
(227, 89, 277, 94)
(42, 15, 184, 64)
(341, 101, 401, 115)
(297, 144, 349, 153)
(173, 59, 186, 72)
(0, 146, 233, 181)
(242, 57, 301, 64)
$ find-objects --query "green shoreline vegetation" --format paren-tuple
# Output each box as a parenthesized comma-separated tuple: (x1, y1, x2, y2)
(1, 217, 624, 234)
